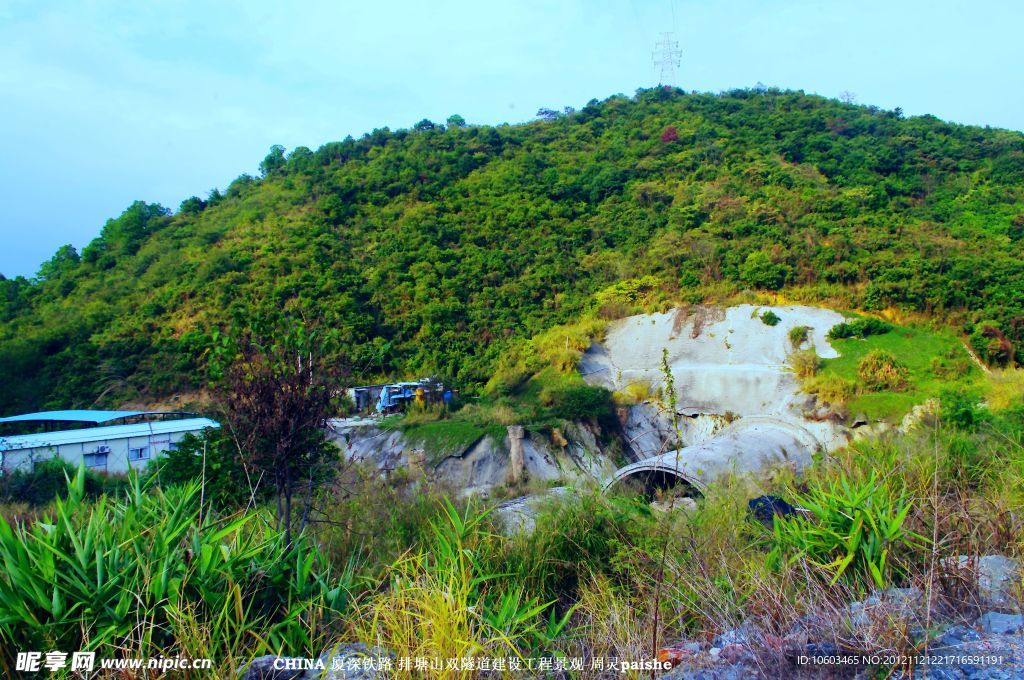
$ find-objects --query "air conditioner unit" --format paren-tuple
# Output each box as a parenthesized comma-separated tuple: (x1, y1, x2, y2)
(95, 445, 111, 454)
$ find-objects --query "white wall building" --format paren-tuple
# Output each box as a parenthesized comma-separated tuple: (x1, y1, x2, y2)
(0, 410, 219, 475)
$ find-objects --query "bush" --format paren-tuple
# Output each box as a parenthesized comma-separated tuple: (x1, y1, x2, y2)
(771, 471, 928, 588)
(547, 384, 614, 421)
(486, 490, 660, 605)
(857, 349, 910, 391)
(827, 317, 893, 340)
(760, 310, 781, 326)
(740, 251, 790, 290)
(806, 372, 856, 407)
(0, 469, 347, 666)
(147, 430, 261, 511)
(970, 320, 1014, 367)
(940, 388, 989, 432)
(790, 348, 821, 379)
(788, 325, 812, 348)
(0, 457, 127, 507)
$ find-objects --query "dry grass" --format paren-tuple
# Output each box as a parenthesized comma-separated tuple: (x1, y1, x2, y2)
(790, 348, 821, 380)
(987, 368, 1024, 410)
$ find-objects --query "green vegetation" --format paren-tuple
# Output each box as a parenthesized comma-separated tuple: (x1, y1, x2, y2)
(770, 471, 926, 588)
(0, 457, 128, 508)
(819, 321, 981, 421)
(788, 324, 811, 348)
(147, 430, 261, 511)
(789, 347, 821, 379)
(827, 317, 893, 340)
(805, 372, 857, 409)
(759, 309, 782, 326)
(857, 349, 910, 392)
(2, 87, 1023, 413)
(2, 397, 1022, 676)
(0, 469, 346, 670)
(401, 419, 505, 465)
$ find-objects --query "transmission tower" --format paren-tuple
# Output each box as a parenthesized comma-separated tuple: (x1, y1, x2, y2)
(652, 32, 682, 87)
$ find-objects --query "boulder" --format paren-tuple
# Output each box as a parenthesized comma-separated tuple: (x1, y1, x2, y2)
(949, 555, 1021, 611)
(976, 612, 1024, 635)
(845, 587, 922, 630)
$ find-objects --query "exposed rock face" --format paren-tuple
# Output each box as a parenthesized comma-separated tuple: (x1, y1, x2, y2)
(619, 402, 731, 462)
(580, 304, 850, 452)
(433, 435, 510, 496)
(326, 419, 618, 496)
(492, 487, 576, 534)
(584, 305, 855, 493)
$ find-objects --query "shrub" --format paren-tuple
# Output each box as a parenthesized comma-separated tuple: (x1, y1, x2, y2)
(547, 384, 614, 421)
(771, 471, 928, 589)
(939, 388, 989, 432)
(486, 490, 660, 605)
(788, 325, 812, 348)
(827, 318, 893, 340)
(806, 372, 856, 407)
(740, 251, 791, 290)
(970, 320, 1014, 367)
(147, 430, 259, 511)
(594, 277, 662, 309)
(760, 310, 781, 326)
(857, 349, 910, 391)
(0, 468, 347, 667)
(790, 348, 821, 380)
(0, 457, 127, 507)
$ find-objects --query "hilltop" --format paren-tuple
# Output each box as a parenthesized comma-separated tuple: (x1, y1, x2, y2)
(1, 86, 1022, 413)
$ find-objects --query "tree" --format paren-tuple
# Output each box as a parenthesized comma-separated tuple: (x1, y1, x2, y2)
(259, 144, 287, 177)
(179, 196, 207, 214)
(208, 310, 347, 546)
(740, 250, 791, 290)
(36, 244, 80, 281)
(446, 114, 467, 128)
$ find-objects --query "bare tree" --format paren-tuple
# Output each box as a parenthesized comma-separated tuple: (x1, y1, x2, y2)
(209, 311, 346, 547)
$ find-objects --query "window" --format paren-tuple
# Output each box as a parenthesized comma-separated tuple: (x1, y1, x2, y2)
(128, 446, 150, 461)
(83, 451, 108, 467)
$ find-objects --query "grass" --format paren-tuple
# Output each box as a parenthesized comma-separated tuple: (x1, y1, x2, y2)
(2, 399, 1022, 677)
(400, 419, 506, 466)
(0, 468, 345, 675)
(2, 324, 1020, 679)
(821, 322, 981, 422)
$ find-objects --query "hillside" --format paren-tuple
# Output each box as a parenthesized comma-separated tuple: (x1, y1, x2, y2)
(1, 86, 1023, 413)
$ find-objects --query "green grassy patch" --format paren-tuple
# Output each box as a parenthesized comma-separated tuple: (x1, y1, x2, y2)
(821, 323, 980, 422)
(401, 419, 506, 465)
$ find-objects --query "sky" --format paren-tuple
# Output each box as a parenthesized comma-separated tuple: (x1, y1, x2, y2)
(1, 0, 1022, 278)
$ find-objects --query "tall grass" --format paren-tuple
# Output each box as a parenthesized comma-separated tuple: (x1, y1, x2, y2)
(770, 471, 927, 589)
(352, 499, 555, 679)
(0, 467, 348, 672)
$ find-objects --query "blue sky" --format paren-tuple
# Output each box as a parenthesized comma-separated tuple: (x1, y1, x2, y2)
(1, 0, 1021, 278)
